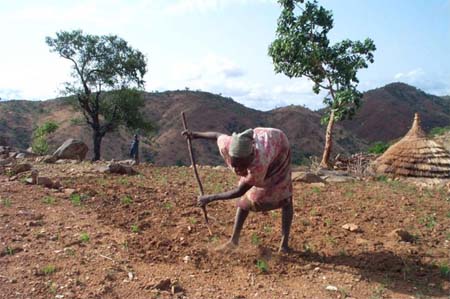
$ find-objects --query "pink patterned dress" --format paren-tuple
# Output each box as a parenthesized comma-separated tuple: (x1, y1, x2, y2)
(217, 128, 292, 211)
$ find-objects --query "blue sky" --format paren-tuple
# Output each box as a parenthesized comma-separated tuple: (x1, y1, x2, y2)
(0, 0, 449, 110)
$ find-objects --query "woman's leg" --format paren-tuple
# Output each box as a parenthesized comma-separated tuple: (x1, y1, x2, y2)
(279, 197, 293, 252)
(230, 207, 249, 245)
(216, 207, 249, 251)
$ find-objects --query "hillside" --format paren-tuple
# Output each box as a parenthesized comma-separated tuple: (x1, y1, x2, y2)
(0, 91, 365, 165)
(3, 83, 448, 165)
(341, 83, 450, 143)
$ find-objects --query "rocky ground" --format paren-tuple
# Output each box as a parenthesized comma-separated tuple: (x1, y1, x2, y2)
(1, 161, 450, 299)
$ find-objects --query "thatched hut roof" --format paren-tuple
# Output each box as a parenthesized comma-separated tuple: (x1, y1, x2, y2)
(374, 113, 450, 178)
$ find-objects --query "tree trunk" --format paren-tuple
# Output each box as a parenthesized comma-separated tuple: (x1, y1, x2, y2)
(92, 130, 103, 161)
(319, 110, 335, 169)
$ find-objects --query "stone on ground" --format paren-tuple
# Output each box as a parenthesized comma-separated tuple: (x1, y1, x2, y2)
(53, 139, 88, 161)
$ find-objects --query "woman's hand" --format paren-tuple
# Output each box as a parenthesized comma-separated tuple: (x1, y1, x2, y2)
(181, 130, 195, 139)
(197, 195, 212, 207)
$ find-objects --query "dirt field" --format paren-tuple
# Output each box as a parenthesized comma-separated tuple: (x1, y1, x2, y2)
(1, 162, 450, 299)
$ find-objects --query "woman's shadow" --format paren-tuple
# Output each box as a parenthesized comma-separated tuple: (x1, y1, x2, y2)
(276, 248, 449, 297)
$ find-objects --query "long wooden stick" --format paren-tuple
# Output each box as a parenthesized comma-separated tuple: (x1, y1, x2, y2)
(181, 112, 213, 236)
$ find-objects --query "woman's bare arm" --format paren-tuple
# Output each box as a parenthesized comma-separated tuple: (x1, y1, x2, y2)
(198, 183, 252, 207)
(182, 130, 223, 140)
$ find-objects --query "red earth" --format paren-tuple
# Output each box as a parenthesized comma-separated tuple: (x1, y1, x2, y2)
(1, 161, 450, 298)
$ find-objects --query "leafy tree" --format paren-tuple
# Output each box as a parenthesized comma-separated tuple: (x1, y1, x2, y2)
(269, 0, 376, 168)
(367, 141, 389, 155)
(32, 121, 59, 155)
(46, 30, 152, 160)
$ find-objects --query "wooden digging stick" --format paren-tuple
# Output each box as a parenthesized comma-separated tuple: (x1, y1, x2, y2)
(181, 112, 213, 236)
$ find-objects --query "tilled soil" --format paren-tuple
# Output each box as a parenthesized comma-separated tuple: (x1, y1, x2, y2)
(1, 162, 450, 299)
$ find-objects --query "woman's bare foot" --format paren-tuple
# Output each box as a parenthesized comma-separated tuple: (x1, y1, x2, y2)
(278, 245, 292, 254)
(215, 240, 237, 252)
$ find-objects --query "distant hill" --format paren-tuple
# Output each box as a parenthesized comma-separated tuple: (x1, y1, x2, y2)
(0, 90, 365, 165)
(341, 82, 450, 143)
(3, 83, 448, 165)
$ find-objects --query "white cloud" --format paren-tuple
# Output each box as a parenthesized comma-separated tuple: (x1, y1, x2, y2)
(236, 79, 325, 111)
(394, 68, 425, 81)
(159, 53, 324, 110)
(172, 53, 245, 81)
(393, 68, 450, 95)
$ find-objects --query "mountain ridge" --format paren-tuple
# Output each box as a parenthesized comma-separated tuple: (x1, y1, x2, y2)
(1, 82, 449, 165)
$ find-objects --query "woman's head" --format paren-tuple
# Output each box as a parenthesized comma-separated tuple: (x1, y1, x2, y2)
(229, 129, 254, 176)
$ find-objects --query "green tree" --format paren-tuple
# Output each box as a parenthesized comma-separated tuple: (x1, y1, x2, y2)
(269, 0, 376, 168)
(46, 30, 152, 161)
(32, 121, 59, 155)
(367, 141, 389, 155)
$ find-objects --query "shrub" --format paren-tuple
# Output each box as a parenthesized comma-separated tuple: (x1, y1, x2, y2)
(80, 232, 90, 242)
(256, 259, 268, 273)
(368, 141, 390, 154)
(429, 126, 450, 137)
(31, 121, 59, 155)
(42, 265, 56, 275)
(31, 137, 49, 155)
(131, 225, 139, 233)
(121, 196, 133, 205)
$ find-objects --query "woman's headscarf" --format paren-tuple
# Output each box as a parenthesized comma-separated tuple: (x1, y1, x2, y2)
(229, 128, 254, 158)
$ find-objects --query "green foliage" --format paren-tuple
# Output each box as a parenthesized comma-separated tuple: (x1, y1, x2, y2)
(303, 242, 315, 253)
(80, 232, 90, 242)
(263, 225, 272, 233)
(163, 202, 173, 210)
(42, 265, 56, 275)
(46, 30, 153, 160)
(269, 0, 376, 118)
(42, 196, 56, 204)
(270, 210, 279, 219)
(429, 126, 450, 137)
(131, 224, 140, 233)
(34, 121, 59, 137)
(70, 117, 84, 126)
(31, 137, 49, 155)
(31, 121, 59, 155)
(268, 0, 375, 166)
(1, 197, 12, 207)
(439, 263, 450, 278)
(102, 88, 154, 133)
(311, 186, 321, 194)
(70, 193, 87, 206)
(251, 233, 260, 245)
(209, 235, 219, 243)
(420, 214, 437, 229)
(370, 284, 386, 299)
(47, 281, 58, 293)
(118, 177, 130, 186)
(70, 194, 82, 206)
(368, 141, 390, 154)
(5, 246, 14, 255)
(121, 195, 133, 205)
(256, 259, 269, 273)
(376, 175, 389, 182)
